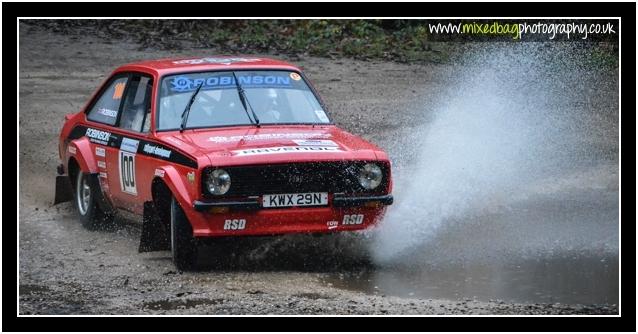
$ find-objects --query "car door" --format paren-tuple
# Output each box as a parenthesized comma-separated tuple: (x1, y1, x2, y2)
(108, 73, 154, 213)
(85, 72, 154, 214)
(84, 74, 129, 208)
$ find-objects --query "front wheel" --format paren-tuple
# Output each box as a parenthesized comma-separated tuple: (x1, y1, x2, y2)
(75, 170, 113, 229)
(170, 196, 198, 270)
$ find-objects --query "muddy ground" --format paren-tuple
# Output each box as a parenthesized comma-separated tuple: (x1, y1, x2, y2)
(18, 22, 618, 315)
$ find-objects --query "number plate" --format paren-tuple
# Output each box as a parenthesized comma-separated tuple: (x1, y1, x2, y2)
(262, 192, 328, 208)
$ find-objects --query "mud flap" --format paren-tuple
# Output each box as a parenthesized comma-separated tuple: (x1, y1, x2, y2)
(53, 175, 73, 205)
(139, 201, 171, 252)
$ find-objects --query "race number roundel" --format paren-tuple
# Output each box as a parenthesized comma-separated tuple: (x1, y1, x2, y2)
(119, 151, 137, 195)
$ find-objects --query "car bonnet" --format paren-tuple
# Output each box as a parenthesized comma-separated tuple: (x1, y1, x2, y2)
(158, 125, 382, 167)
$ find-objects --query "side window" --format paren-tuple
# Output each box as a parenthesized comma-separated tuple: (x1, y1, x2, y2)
(86, 76, 128, 125)
(119, 75, 153, 133)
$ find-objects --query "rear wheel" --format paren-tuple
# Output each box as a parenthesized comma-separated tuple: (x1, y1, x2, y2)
(170, 196, 198, 270)
(74, 170, 113, 229)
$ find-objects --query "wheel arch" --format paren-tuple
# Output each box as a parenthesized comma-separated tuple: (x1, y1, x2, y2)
(67, 137, 99, 175)
(68, 153, 114, 214)
(150, 166, 193, 212)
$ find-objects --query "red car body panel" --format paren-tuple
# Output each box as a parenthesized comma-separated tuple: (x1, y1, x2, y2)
(58, 57, 393, 238)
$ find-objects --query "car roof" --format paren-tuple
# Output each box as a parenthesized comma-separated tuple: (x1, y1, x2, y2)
(116, 56, 301, 76)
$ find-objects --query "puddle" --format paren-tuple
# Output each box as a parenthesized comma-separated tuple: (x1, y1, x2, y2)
(20, 284, 52, 295)
(324, 254, 618, 305)
(293, 292, 331, 300)
(142, 298, 223, 311)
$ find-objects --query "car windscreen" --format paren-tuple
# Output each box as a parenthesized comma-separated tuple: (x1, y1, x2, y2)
(157, 70, 330, 130)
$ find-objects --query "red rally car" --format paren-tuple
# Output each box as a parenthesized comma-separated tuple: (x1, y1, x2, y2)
(55, 56, 393, 269)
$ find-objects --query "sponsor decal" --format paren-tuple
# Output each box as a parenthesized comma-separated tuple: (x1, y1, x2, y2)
(327, 220, 339, 230)
(68, 146, 76, 154)
(119, 151, 137, 195)
(95, 147, 106, 157)
(173, 57, 261, 65)
(233, 146, 341, 156)
(170, 74, 291, 93)
(293, 139, 338, 147)
(97, 161, 106, 168)
(97, 108, 118, 118)
(68, 125, 199, 169)
(223, 219, 246, 230)
(113, 82, 126, 100)
(314, 110, 330, 123)
(290, 72, 301, 81)
(143, 143, 172, 158)
(342, 214, 364, 225)
(209, 133, 331, 143)
(85, 128, 111, 145)
(120, 137, 140, 153)
(187, 171, 195, 182)
(154, 169, 165, 178)
(99, 172, 107, 179)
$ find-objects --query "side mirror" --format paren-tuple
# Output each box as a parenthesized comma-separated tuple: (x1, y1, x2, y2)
(64, 113, 75, 121)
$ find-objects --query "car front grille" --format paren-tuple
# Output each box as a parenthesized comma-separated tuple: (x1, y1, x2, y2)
(202, 161, 390, 197)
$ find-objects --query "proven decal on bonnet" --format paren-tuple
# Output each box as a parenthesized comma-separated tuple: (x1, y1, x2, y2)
(233, 146, 341, 156)
(209, 133, 332, 143)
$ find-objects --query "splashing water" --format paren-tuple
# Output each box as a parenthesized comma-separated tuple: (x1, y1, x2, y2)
(371, 44, 619, 266)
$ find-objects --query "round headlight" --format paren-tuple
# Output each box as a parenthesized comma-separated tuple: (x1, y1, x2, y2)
(358, 163, 383, 190)
(205, 169, 231, 195)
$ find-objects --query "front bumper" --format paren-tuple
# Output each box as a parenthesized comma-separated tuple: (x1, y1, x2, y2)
(193, 198, 261, 211)
(187, 194, 393, 237)
(332, 194, 393, 207)
(193, 194, 393, 211)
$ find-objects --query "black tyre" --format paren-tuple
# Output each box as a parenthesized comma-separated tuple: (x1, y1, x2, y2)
(74, 170, 114, 229)
(170, 196, 198, 270)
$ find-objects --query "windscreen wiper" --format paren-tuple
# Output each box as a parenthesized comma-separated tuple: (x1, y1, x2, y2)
(231, 71, 260, 128)
(180, 82, 204, 133)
